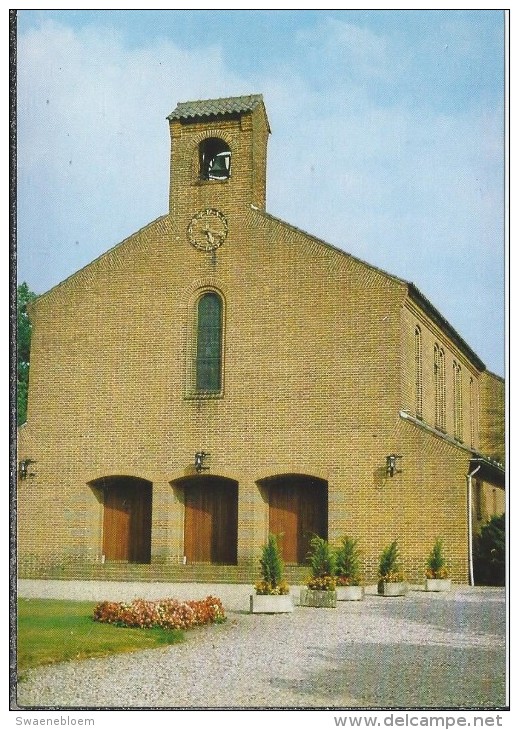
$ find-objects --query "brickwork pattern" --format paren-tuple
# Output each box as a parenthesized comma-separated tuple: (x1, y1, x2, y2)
(478, 371, 505, 464)
(17, 98, 505, 585)
(471, 478, 505, 537)
(400, 300, 481, 450)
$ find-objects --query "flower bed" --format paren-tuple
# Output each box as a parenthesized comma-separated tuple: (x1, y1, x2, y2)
(93, 595, 225, 631)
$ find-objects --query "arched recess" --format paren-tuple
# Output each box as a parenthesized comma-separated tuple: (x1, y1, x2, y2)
(172, 474, 238, 564)
(257, 474, 328, 565)
(89, 476, 152, 563)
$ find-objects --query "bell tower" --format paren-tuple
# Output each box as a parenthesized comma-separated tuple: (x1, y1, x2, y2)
(167, 95, 270, 219)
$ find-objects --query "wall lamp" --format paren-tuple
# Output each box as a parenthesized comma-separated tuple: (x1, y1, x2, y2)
(194, 451, 210, 473)
(19, 459, 36, 480)
(386, 454, 402, 478)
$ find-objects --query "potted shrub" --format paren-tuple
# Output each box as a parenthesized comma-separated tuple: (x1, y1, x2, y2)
(335, 536, 364, 601)
(425, 538, 451, 591)
(300, 535, 337, 608)
(377, 540, 407, 596)
(250, 534, 294, 613)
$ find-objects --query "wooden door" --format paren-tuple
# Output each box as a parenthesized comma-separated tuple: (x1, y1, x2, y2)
(103, 480, 152, 563)
(212, 483, 238, 565)
(269, 484, 299, 563)
(129, 485, 152, 563)
(299, 488, 327, 562)
(184, 478, 238, 564)
(184, 483, 213, 563)
(269, 478, 327, 564)
(103, 486, 131, 561)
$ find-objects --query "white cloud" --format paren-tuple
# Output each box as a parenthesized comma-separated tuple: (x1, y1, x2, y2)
(295, 16, 397, 82)
(17, 20, 249, 281)
(16, 16, 504, 373)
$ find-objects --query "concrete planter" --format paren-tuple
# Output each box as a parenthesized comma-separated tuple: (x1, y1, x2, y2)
(336, 585, 364, 601)
(425, 578, 451, 592)
(300, 588, 337, 608)
(250, 593, 294, 614)
(377, 581, 408, 597)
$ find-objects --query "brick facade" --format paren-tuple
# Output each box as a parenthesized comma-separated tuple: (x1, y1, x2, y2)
(479, 371, 505, 464)
(17, 95, 505, 584)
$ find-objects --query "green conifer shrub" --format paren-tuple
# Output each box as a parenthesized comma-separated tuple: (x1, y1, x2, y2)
(378, 540, 404, 585)
(255, 534, 289, 595)
(335, 536, 362, 586)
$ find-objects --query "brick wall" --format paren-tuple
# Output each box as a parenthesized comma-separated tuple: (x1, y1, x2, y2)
(478, 371, 505, 464)
(400, 299, 481, 451)
(17, 99, 504, 584)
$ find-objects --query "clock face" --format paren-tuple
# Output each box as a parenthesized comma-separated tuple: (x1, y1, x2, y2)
(187, 208, 228, 252)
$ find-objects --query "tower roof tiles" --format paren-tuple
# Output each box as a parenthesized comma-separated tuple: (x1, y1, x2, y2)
(167, 94, 264, 122)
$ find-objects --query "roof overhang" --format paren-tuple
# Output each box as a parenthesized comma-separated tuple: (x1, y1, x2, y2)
(408, 284, 486, 372)
(469, 455, 505, 487)
(167, 94, 270, 132)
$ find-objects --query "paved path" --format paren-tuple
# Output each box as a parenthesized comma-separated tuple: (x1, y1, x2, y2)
(15, 581, 506, 709)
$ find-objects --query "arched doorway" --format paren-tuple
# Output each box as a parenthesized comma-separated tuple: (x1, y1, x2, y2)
(259, 474, 328, 564)
(90, 476, 152, 563)
(174, 475, 238, 564)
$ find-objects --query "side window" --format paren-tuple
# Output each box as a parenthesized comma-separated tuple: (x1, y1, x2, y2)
(414, 326, 423, 419)
(199, 138, 231, 180)
(196, 292, 223, 392)
(475, 480, 483, 521)
(453, 360, 463, 441)
(469, 377, 476, 448)
(434, 344, 446, 431)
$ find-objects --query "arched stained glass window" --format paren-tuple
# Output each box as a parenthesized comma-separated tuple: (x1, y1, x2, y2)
(196, 292, 223, 392)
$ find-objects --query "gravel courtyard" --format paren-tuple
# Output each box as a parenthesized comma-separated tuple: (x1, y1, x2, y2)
(15, 581, 506, 709)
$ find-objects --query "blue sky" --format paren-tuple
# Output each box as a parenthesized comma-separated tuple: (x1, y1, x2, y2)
(16, 9, 506, 375)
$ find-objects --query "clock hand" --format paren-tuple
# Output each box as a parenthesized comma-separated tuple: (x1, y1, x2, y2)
(202, 226, 223, 243)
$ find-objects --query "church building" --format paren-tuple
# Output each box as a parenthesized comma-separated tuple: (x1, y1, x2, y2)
(17, 94, 505, 584)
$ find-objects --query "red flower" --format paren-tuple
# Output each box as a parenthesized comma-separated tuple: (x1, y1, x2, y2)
(93, 596, 226, 630)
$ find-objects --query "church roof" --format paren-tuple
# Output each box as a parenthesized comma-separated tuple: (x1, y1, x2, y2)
(167, 94, 265, 122)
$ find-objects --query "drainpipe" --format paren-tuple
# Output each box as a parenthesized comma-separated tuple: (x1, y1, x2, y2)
(466, 464, 481, 586)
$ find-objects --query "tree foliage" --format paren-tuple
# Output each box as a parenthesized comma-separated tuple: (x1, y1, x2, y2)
(255, 533, 289, 594)
(427, 538, 447, 572)
(307, 535, 336, 578)
(17, 283, 36, 425)
(259, 533, 284, 588)
(378, 540, 400, 578)
(335, 536, 362, 583)
(474, 513, 506, 586)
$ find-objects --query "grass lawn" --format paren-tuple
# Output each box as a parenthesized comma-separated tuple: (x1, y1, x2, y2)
(17, 598, 184, 672)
